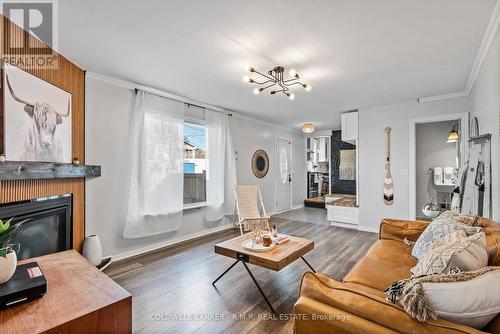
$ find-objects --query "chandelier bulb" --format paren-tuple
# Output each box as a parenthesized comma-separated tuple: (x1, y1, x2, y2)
(244, 65, 255, 72)
(288, 68, 297, 78)
(288, 93, 296, 100)
(243, 75, 251, 83)
(253, 87, 260, 95)
(303, 84, 312, 92)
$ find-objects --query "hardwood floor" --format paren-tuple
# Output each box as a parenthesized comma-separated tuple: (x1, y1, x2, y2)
(105, 208, 378, 334)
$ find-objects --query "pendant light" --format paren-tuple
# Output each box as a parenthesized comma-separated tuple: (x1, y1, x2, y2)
(447, 125, 459, 143)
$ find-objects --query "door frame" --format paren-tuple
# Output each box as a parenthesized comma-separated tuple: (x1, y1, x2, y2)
(275, 136, 293, 214)
(409, 112, 469, 220)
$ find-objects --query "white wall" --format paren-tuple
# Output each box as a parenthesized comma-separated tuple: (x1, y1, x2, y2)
(357, 97, 470, 232)
(85, 77, 306, 259)
(470, 29, 500, 222)
(415, 120, 458, 219)
(229, 116, 306, 213)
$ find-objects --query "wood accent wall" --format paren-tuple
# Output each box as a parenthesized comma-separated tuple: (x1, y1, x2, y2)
(0, 15, 86, 251)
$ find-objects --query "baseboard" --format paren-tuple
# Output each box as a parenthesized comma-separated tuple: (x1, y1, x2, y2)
(291, 204, 305, 210)
(358, 225, 380, 234)
(330, 221, 359, 230)
(110, 224, 234, 262)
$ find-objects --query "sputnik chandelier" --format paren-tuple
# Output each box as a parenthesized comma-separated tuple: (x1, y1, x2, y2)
(243, 65, 311, 100)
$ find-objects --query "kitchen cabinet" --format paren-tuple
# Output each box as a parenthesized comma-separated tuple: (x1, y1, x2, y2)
(316, 137, 329, 162)
(341, 112, 358, 144)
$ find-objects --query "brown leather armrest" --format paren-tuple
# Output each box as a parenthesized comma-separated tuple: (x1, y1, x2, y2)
(294, 296, 399, 334)
(379, 218, 430, 242)
(296, 272, 485, 334)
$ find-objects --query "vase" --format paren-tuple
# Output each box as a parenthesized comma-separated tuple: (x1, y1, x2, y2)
(82, 235, 103, 266)
(0, 250, 17, 284)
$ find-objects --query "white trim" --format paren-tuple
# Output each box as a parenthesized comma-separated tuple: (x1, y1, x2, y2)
(419, 0, 500, 103)
(230, 111, 300, 133)
(86, 71, 299, 133)
(418, 91, 470, 104)
(275, 136, 293, 213)
(183, 202, 208, 210)
(409, 112, 469, 220)
(291, 204, 305, 211)
(110, 223, 233, 262)
(87, 71, 229, 113)
(331, 221, 359, 230)
(465, 0, 500, 95)
(330, 223, 378, 234)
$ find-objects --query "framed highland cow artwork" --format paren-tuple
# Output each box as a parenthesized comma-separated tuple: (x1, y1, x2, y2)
(2, 63, 72, 163)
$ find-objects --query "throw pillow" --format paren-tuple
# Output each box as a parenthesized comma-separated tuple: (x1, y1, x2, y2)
(385, 267, 500, 329)
(423, 268, 500, 328)
(411, 211, 482, 260)
(410, 231, 488, 276)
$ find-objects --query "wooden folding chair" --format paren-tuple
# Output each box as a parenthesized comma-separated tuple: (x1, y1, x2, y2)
(233, 185, 270, 235)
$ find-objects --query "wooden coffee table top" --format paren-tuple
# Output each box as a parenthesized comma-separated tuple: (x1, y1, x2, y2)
(215, 234, 314, 271)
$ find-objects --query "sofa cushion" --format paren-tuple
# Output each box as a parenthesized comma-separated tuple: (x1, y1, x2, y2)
(365, 239, 416, 267)
(411, 231, 488, 276)
(343, 282, 387, 299)
(411, 211, 482, 260)
(343, 255, 413, 291)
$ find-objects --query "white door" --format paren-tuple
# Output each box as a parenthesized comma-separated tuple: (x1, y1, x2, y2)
(276, 138, 292, 213)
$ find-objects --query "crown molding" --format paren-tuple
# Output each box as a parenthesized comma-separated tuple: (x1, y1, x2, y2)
(86, 71, 300, 134)
(419, 0, 500, 103)
(86, 71, 229, 113)
(418, 90, 469, 103)
(228, 110, 301, 133)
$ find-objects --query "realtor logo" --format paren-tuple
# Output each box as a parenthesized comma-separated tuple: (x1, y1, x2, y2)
(1, 0, 58, 68)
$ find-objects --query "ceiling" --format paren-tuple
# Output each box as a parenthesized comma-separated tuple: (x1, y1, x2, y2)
(58, 0, 495, 131)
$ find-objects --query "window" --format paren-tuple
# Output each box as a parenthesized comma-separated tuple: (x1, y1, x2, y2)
(183, 122, 207, 205)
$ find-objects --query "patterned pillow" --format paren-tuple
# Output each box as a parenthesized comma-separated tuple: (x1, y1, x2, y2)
(412, 211, 482, 260)
(411, 231, 488, 277)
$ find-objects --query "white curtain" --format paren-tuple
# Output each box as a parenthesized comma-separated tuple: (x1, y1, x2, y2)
(205, 109, 237, 221)
(123, 91, 185, 239)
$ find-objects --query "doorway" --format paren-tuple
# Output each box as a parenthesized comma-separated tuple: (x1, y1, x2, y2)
(275, 138, 292, 213)
(409, 112, 469, 220)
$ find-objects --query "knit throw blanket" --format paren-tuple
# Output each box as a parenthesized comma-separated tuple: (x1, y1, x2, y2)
(384, 266, 500, 322)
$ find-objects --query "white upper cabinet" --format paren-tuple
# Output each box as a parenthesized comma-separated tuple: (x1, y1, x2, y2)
(317, 137, 329, 162)
(341, 112, 358, 144)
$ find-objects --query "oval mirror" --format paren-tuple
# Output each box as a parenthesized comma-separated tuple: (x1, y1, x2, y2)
(252, 150, 269, 178)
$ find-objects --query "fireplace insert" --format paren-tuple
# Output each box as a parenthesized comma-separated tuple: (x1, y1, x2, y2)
(0, 195, 72, 260)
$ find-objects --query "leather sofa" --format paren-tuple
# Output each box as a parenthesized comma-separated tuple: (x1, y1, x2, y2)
(294, 218, 500, 334)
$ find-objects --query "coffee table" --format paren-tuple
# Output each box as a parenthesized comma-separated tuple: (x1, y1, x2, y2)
(212, 233, 315, 313)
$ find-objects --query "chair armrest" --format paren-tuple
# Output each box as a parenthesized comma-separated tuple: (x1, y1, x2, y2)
(379, 218, 430, 243)
(295, 272, 485, 334)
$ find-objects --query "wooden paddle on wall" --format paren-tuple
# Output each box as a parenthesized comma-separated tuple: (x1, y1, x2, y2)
(384, 127, 394, 206)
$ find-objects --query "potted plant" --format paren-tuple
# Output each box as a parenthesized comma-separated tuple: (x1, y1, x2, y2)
(0, 218, 28, 284)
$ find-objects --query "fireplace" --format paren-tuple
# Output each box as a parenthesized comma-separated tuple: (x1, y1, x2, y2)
(0, 195, 72, 260)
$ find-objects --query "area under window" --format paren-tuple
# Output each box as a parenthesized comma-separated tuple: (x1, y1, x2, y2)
(184, 122, 207, 205)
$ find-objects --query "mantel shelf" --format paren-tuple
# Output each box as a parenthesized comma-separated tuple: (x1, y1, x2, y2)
(0, 161, 101, 181)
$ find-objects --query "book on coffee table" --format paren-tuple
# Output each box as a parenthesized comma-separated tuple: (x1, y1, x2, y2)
(271, 234, 289, 245)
